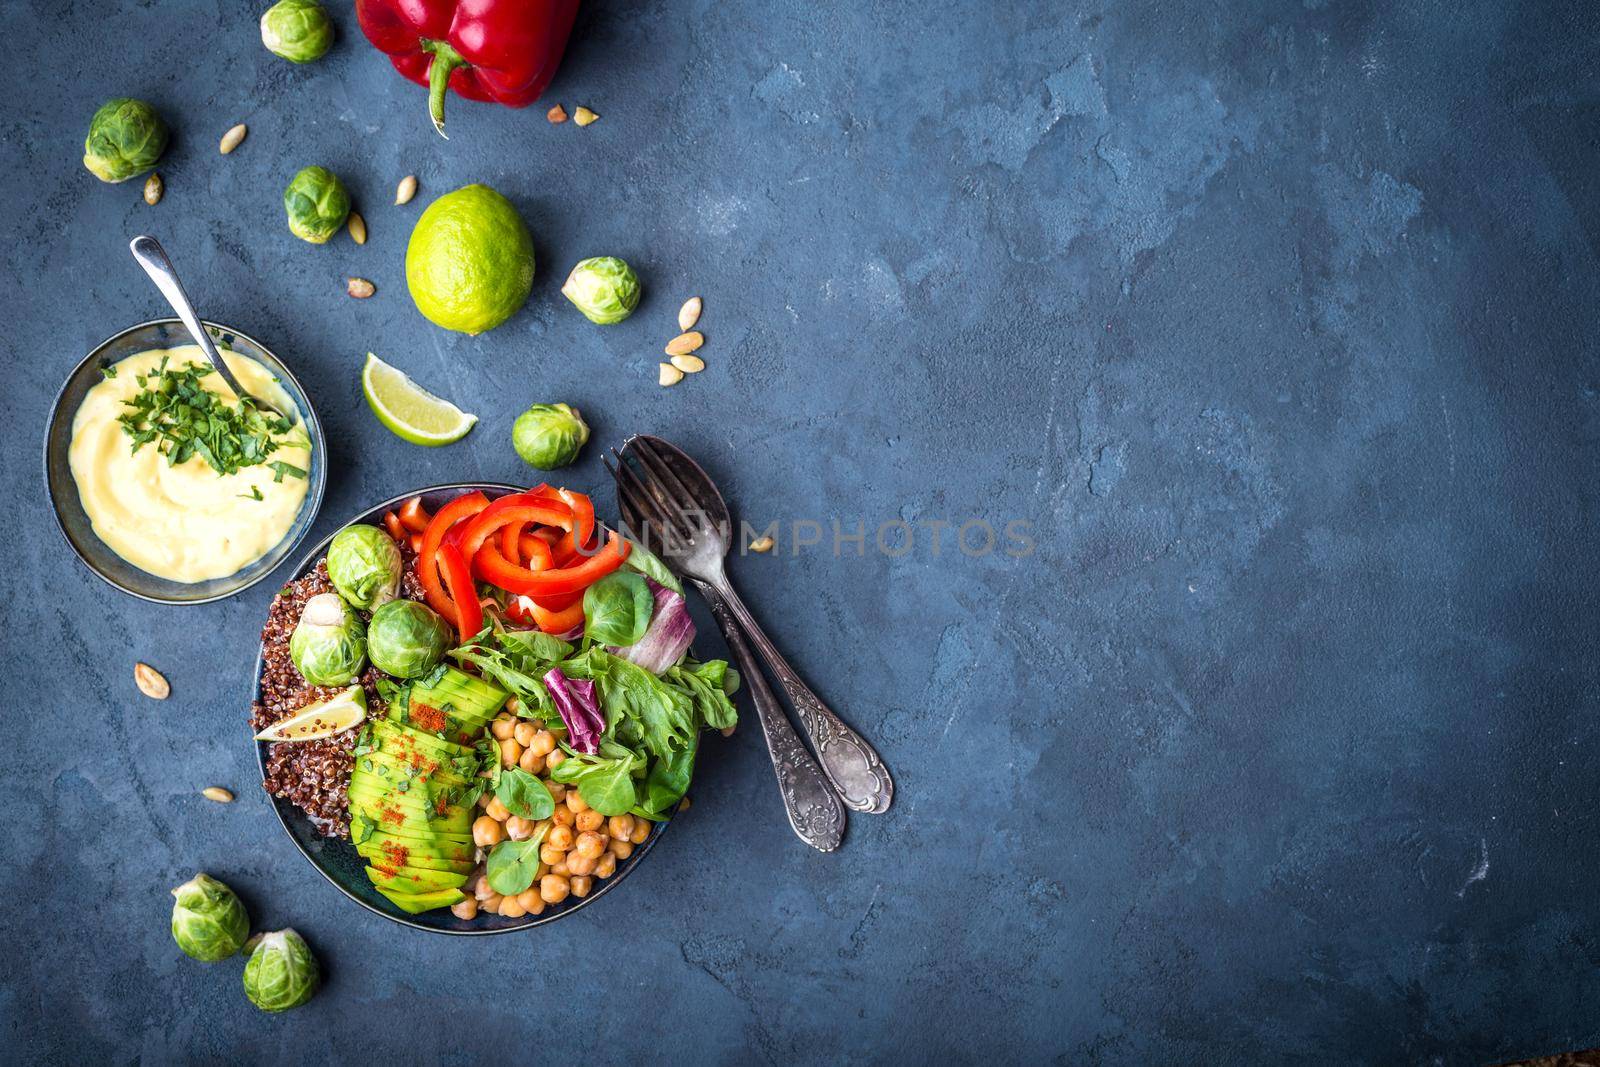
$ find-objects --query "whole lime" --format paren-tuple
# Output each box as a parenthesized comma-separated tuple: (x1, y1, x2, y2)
(405, 184, 535, 335)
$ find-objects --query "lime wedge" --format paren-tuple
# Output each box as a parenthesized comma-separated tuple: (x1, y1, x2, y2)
(361, 353, 477, 446)
(254, 685, 367, 742)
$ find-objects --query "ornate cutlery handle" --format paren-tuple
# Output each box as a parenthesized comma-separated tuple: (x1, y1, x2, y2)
(714, 580, 894, 814)
(698, 583, 845, 851)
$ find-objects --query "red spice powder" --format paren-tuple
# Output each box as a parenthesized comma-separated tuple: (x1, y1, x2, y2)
(378, 840, 409, 876)
(410, 703, 448, 733)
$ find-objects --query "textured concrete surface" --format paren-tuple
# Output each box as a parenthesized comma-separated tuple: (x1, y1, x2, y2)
(5, 0, 1599, 1063)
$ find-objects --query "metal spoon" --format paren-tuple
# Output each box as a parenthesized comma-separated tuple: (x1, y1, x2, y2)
(608, 436, 895, 818)
(129, 235, 285, 418)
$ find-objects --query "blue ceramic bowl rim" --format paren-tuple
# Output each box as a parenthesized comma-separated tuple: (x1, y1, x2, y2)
(253, 482, 671, 935)
(42, 317, 328, 606)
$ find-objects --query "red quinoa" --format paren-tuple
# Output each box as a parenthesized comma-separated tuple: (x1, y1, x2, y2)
(251, 551, 427, 838)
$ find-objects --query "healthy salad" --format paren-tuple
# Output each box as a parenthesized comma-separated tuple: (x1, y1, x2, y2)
(250, 484, 738, 920)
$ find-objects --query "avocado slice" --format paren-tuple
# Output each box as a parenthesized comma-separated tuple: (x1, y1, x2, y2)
(412, 667, 508, 720)
(352, 748, 473, 789)
(365, 865, 470, 894)
(376, 885, 466, 915)
(348, 794, 472, 836)
(370, 718, 480, 761)
(351, 814, 474, 850)
(358, 840, 475, 874)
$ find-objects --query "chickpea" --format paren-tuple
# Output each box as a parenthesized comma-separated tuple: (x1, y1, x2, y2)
(540, 842, 566, 866)
(575, 808, 604, 833)
(498, 895, 527, 918)
(499, 738, 523, 768)
(545, 750, 567, 771)
(566, 790, 590, 814)
(630, 819, 651, 844)
(506, 815, 537, 841)
(550, 860, 571, 877)
(609, 838, 634, 860)
(567, 853, 597, 877)
(574, 831, 606, 860)
(490, 715, 516, 741)
(570, 874, 594, 898)
(472, 874, 496, 901)
(551, 807, 576, 828)
(484, 796, 511, 822)
(534, 861, 549, 881)
(526, 895, 547, 916)
(475, 792, 491, 810)
(519, 748, 544, 774)
(480, 892, 503, 911)
(473, 815, 506, 847)
(540, 874, 571, 904)
(513, 721, 538, 747)
(608, 814, 636, 841)
(533, 818, 554, 838)
(595, 852, 617, 878)
(548, 824, 575, 851)
(515, 889, 542, 912)
(546, 781, 567, 802)
(528, 730, 557, 757)
(451, 897, 479, 920)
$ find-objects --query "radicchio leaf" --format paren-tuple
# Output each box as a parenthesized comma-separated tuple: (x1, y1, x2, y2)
(543, 667, 604, 754)
(609, 580, 695, 675)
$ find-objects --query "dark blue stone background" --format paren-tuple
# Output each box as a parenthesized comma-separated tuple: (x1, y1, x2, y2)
(4, 0, 1597, 1062)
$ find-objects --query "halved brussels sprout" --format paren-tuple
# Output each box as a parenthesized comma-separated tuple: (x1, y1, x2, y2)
(560, 257, 641, 324)
(326, 524, 402, 610)
(83, 99, 169, 184)
(283, 165, 350, 244)
(512, 403, 589, 470)
(289, 592, 367, 686)
(242, 929, 319, 1012)
(367, 599, 452, 678)
(260, 0, 334, 63)
(171, 873, 251, 962)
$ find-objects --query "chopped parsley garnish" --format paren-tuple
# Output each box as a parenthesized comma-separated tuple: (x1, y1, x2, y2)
(116, 362, 306, 478)
(239, 485, 264, 501)
(101, 365, 118, 379)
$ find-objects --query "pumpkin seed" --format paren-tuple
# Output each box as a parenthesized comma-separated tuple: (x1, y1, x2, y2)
(143, 173, 163, 206)
(395, 174, 418, 205)
(665, 331, 704, 356)
(677, 296, 702, 331)
(202, 787, 234, 803)
(134, 662, 170, 699)
(574, 106, 599, 127)
(547, 104, 568, 124)
(658, 363, 684, 387)
(348, 211, 367, 245)
(219, 123, 247, 154)
(347, 277, 375, 299)
(749, 535, 775, 553)
(670, 354, 705, 374)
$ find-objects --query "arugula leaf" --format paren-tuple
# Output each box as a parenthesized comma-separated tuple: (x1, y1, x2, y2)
(582, 572, 653, 646)
(559, 647, 698, 760)
(639, 739, 697, 816)
(485, 827, 548, 896)
(665, 662, 738, 732)
(497, 629, 573, 664)
(621, 536, 682, 594)
(494, 768, 555, 820)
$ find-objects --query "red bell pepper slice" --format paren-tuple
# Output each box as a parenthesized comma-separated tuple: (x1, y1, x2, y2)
(437, 542, 482, 641)
(417, 491, 490, 618)
(529, 597, 584, 635)
(475, 530, 630, 598)
(456, 502, 574, 564)
(518, 534, 555, 570)
(354, 0, 579, 138)
(557, 489, 596, 550)
(382, 511, 405, 542)
(398, 496, 433, 533)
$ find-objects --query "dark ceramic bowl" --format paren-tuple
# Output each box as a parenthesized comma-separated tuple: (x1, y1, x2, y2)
(44, 318, 327, 605)
(254, 483, 670, 934)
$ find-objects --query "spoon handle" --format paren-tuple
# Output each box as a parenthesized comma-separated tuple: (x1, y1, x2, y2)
(695, 581, 845, 851)
(712, 578, 894, 814)
(128, 235, 282, 418)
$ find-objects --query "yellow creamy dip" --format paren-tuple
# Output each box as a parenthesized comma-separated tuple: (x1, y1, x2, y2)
(68, 346, 311, 583)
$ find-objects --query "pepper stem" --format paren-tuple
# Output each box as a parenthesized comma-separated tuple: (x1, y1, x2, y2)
(423, 41, 467, 139)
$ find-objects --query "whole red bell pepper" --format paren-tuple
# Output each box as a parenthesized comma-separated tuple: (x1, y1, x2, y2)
(355, 0, 580, 137)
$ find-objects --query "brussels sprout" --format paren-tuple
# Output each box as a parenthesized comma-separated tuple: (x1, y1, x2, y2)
(83, 99, 169, 184)
(289, 593, 367, 686)
(283, 165, 350, 244)
(171, 873, 251, 962)
(367, 599, 452, 678)
(560, 257, 641, 325)
(242, 929, 319, 1012)
(260, 0, 334, 63)
(326, 524, 402, 610)
(512, 403, 590, 470)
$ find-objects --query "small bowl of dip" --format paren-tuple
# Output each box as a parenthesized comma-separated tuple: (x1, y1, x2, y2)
(44, 318, 327, 604)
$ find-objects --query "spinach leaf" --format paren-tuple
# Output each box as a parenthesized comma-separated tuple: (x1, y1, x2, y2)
(639, 739, 697, 816)
(498, 628, 573, 664)
(582, 572, 653, 647)
(485, 828, 547, 896)
(621, 536, 682, 594)
(576, 760, 639, 817)
(494, 768, 555, 820)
